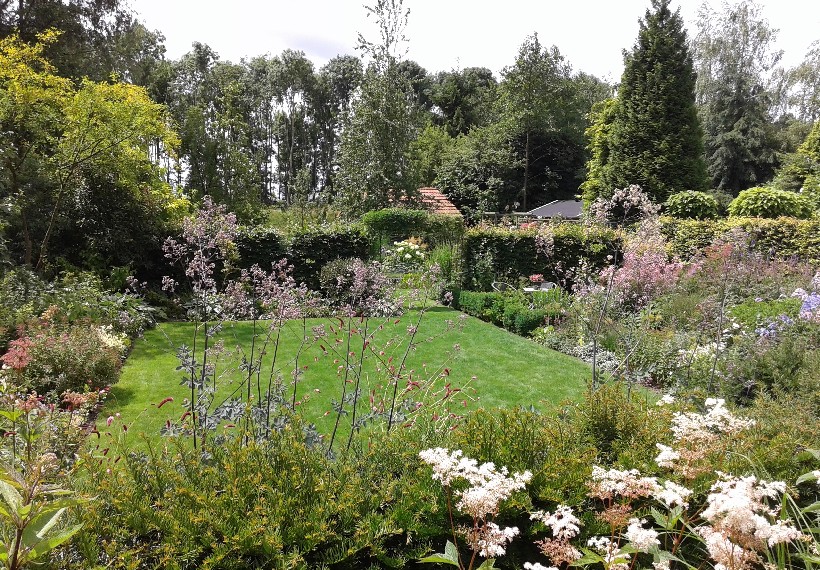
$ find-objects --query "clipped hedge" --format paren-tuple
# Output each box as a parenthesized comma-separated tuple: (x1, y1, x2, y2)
(461, 224, 622, 291)
(454, 290, 555, 336)
(728, 186, 814, 219)
(361, 208, 465, 248)
(234, 225, 371, 289)
(660, 216, 820, 260)
(288, 227, 372, 289)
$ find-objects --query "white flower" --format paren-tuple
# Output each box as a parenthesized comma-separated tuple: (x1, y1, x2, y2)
(404, 253, 412, 259)
(656, 394, 675, 406)
(587, 536, 630, 570)
(477, 522, 519, 557)
(654, 480, 693, 509)
(589, 466, 660, 499)
(655, 443, 680, 469)
(530, 505, 581, 540)
(626, 518, 660, 551)
(524, 563, 557, 570)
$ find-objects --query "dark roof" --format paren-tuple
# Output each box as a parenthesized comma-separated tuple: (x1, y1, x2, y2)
(418, 187, 462, 217)
(526, 200, 583, 219)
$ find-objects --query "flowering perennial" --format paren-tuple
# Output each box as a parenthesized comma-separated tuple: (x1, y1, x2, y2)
(420, 447, 532, 560)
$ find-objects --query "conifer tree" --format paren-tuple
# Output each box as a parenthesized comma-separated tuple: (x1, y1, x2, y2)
(602, 0, 707, 202)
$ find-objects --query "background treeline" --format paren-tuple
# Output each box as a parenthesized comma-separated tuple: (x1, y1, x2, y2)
(1, 0, 820, 278)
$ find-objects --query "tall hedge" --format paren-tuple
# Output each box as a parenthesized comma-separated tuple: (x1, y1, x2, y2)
(234, 225, 372, 289)
(361, 208, 465, 249)
(461, 224, 622, 291)
(660, 216, 820, 260)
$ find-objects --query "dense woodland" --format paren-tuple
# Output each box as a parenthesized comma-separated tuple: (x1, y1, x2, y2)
(1, 0, 819, 276)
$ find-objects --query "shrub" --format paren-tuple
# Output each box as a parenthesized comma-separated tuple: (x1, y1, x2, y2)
(660, 217, 820, 260)
(727, 186, 814, 219)
(665, 190, 720, 219)
(461, 223, 621, 291)
(361, 208, 465, 251)
(287, 226, 371, 290)
(318, 258, 398, 316)
(4, 319, 124, 396)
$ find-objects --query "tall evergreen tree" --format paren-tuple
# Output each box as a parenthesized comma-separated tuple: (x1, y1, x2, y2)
(602, 0, 707, 202)
(694, 0, 782, 194)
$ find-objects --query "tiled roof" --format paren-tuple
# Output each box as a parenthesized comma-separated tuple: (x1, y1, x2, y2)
(418, 187, 462, 217)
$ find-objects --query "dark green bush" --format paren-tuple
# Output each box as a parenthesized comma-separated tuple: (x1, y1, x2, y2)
(287, 226, 372, 290)
(461, 223, 622, 291)
(728, 186, 814, 219)
(665, 190, 720, 219)
(235, 226, 287, 270)
(454, 291, 506, 325)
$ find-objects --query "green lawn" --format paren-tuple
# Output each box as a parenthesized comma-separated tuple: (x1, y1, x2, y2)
(103, 307, 590, 443)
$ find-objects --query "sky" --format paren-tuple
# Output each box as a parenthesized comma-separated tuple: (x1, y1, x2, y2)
(129, 0, 820, 81)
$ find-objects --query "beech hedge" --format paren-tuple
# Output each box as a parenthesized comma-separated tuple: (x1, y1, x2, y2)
(236, 225, 371, 289)
(461, 224, 622, 291)
(660, 216, 820, 260)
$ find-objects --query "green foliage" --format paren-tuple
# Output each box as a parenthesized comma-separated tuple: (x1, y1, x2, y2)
(0, 33, 183, 271)
(728, 297, 802, 330)
(361, 208, 465, 250)
(454, 290, 564, 337)
(287, 226, 371, 289)
(0, 460, 85, 570)
(8, 319, 124, 396)
(235, 226, 287, 270)
(408, 124, 455, 187)
(661, 216, 820, 260)
(695, 0, 782, 194)
(603, 0, 707, 202)
(460, 224, 621, 291)
(73, 425, 445, 569)
(580, 98, 618, 203)
(434, 123, 523, 222)
(361, 208, 429, 242)
(775, 119, 820, 193)
(664, 190, 720, 220)
(727, 186, 815, 219)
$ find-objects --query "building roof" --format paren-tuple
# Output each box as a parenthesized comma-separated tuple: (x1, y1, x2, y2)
(526, 200, 583, 219)
(418, 187, 462, 217)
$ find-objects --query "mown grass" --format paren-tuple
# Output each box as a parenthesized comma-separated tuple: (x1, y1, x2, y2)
(102, 307, 591, 444)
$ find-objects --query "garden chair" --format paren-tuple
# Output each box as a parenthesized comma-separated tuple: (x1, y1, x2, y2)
(538, 281, 557, 291)
(491, 281, 514, 292)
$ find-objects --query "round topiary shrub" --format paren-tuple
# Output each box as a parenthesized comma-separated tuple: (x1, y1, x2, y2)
(727, 186, 814, 219)
(665, 190, 720, 219)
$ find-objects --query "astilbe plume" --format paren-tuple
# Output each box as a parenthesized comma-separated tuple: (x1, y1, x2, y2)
(656, 398, 755, 478)
(420, 448, 532, 561)
(696, 474, 804, 570)
(600, 219, 682, 310)
(530, 505, 582, 566)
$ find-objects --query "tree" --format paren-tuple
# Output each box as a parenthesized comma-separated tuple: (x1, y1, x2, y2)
(0, 33, 181, 270)
(603, 0, 707, 202)
(786, 41, 820, 123)
(498, 34, 581, 210)
(434, 123, 521, 222)
(335, 0, 421, 216)
(0, 0, 166, 82)
(430, 67, 498, 137)
(694, 0, 782, 194)
(580, 98, 618, 203)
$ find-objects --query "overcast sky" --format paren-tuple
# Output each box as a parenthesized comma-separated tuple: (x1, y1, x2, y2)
(129, 0, 820, 81)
